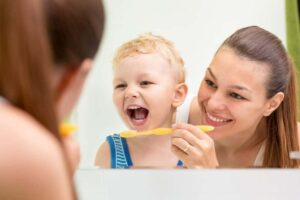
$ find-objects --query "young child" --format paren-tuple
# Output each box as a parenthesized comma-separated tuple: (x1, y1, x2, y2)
(95, 33, 188, 168)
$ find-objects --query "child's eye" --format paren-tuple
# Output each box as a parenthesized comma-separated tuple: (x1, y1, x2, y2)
(114, 84, 126, 89)
(140, 81, 153, 86)
(230, 92, 246, 100)
(205, 79, 217, 89)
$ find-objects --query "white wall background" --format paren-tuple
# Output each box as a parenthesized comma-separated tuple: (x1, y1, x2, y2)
(72, 0, 286, 167)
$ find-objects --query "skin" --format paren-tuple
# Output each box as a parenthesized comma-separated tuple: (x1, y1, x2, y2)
(0, 103, 73, 200)
(171, 47, 287, 168)
(55, 59, 93, 173)
(113, 53, 180, 131)
(95, 53, 187, 168)
(0, 59, 92, 199)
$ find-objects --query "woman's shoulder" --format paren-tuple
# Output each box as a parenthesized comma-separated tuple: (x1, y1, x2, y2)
(0, 103, 56, 144)
(0, 104, 72, 199)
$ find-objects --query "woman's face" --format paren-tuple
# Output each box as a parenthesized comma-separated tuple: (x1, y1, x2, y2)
(198, 47, 272, 141)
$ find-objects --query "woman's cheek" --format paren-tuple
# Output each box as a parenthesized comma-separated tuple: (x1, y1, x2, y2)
(198, 85, 210, 102)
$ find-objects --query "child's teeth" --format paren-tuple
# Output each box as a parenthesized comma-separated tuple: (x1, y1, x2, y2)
(128, 105, 140, 109)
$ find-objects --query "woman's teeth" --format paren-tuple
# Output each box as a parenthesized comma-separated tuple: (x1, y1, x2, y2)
(207, 113, 228, 122)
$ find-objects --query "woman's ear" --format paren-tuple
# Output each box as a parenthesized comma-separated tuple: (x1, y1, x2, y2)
(172, 83, 188, 108)
(263, 92, 284, 116)
(55, 59, 93, 121)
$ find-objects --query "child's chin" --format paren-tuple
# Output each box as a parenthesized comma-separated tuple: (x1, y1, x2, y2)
(127, 118, 149, 131)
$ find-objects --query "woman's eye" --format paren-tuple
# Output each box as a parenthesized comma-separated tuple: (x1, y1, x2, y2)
(205, 79, 217, 89)
(114, 84, 126, 89)
(140, 81, 152, 86)
(230, 92, 246, 100)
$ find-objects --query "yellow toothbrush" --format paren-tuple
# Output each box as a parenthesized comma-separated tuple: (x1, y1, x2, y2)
(120, 125, 214, 138)
(59, 123, 78, 137)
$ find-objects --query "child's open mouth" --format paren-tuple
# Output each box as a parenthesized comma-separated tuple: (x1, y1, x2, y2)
(126, 105, 149, 127)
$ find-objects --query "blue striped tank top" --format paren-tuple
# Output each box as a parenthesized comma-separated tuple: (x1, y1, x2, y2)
(107, 134, 183, 168)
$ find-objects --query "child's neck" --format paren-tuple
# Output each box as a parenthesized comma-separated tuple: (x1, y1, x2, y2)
(127, 135, 178, 168)
(130, 134, 171, 147)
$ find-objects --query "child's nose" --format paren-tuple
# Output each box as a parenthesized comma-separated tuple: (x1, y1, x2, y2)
(124, 85, 139, 98)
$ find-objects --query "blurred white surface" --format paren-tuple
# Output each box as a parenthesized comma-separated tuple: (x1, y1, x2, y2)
(75, 169, 300, 200)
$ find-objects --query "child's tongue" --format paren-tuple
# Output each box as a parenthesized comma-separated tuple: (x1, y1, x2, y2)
(133, 108, 147, 120)
(129, 107, 149, 127)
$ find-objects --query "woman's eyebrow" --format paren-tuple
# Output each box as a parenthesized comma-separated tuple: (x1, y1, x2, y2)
(208, 67, 251, 93)
(228, 85, 252, 93)
(207, 68, 216, 80)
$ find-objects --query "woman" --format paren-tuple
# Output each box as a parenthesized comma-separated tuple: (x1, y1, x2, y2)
(172, 26, 300, 168)
(0, 0, 104, 199)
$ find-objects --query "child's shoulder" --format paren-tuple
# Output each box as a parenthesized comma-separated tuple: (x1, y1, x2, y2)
(95, 140, 111, 168)
(95, 134, 121, 168)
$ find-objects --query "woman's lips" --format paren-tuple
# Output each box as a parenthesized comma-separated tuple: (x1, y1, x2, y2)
(205, 112, 232, 126)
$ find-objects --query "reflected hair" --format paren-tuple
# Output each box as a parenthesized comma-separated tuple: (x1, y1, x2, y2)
(113, 33, 186, 83)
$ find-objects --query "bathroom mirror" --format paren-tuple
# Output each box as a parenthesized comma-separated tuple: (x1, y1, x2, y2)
(71, 0, 286, 168)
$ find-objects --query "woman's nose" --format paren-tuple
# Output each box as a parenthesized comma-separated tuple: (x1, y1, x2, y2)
(207, 91, 226, 111)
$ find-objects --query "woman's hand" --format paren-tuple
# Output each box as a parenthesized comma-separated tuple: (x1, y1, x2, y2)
(62, 136, 80, 174)
(171, 123, 219, 168)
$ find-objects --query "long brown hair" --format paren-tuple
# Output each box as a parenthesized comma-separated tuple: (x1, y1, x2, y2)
(0, 0, 105, 149)
(43, 0, 105, 102)
(0, 0, 105, 198)
(44, 0, 105, 67)
(221, 26, 299, 167)
(0, 0, 58, 136)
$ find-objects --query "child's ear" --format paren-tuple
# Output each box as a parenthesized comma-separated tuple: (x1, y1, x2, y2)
(172, 83, 188, 108)
(262, 92, 284, 116)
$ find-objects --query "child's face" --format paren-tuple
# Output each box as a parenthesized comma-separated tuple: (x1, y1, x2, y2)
(198, 47, 273, 141)
(113, 53, 178, 132)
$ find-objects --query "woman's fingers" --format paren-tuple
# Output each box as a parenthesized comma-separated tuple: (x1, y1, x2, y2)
(172, 128, 199, 147)
(171, 137, 196, 155)
(172, 122, 212, 140)
(171, 145, 189, 164)
(62, 137, 81, 174)
(171, 123, 214, 152)
(171, 123, 218, 168)
(171, 143, 205, 169)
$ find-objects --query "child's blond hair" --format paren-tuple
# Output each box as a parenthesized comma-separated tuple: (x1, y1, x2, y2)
(112, 33, 185, 83)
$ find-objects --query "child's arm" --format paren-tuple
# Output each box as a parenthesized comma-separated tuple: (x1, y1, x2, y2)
(94, 141, 111, 168)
